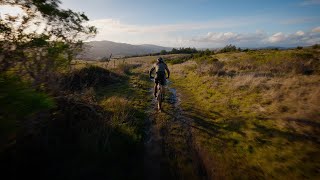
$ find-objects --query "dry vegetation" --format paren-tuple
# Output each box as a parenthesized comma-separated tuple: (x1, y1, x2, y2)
(2, 35, 319, 179)
(170, 47, 320, 179)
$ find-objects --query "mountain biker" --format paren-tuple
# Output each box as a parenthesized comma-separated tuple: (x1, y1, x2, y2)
(149, 57, 170, 97)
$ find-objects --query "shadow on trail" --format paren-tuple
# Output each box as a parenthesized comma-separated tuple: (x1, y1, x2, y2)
(162, 109, 219, 137)
(254, 123, 320, 144)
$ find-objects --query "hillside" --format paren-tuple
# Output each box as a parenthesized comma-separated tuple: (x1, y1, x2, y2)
(77, 40, 172, 60)
(3, 46, 320, 179)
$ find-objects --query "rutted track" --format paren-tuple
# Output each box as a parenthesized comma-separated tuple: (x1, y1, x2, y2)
(144, 81, 208, 180)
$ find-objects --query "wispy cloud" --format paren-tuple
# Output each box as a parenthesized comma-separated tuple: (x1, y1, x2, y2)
(280, 17, 319, 25)
(265, 29, 320, 45)
(88, 17, 320, 47)
(267, 32, 286, 43)
(312, 26, 320, 32)
(86, 17, 267, 46)
(191, 28, 320, 47)
(192, 31, 267, 44)
(300, 0, 320, 6)
(87, 17, 260, 34)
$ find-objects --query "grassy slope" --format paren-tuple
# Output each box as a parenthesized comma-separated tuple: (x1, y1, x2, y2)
(93, 63, 153, 179)
(7, 49, 318, 179)
(121, 56, 205, 179)
(110, 56, 208, 179)
(170, 48, 320, 179)
(1, 62, 154, 180)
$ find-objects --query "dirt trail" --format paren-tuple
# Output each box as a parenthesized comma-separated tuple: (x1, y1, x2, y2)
(144, 81, 208, 180)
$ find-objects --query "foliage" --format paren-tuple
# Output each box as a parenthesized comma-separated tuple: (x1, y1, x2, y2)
(0, 0, 97, 88)
(312, 44, 320, 49)
(165, 55, 193, 64)
(171, 47, 320, 178)
(160, 49, 167, 55)
(0, 0, 97, 169)
(117, 62, 132, 74)
(0, 75, 54, 116)
(63, 66, 119, 91)
(219, 44, 238, 53)
(0, 74, 54, 147)
(170, 47, 198, 54)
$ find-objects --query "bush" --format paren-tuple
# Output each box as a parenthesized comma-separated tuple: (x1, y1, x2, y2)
(117, 63, 131, 74)
(0, 74, 54, 148)
(170, 47, 198, 54)
(195, 56, 218, 65)
(63, 66, 118, 91)
(0, 75, 54, 118)
(219, 44, 237, 53)
(166, 58, 186, 64)
(312, 44, 320, 49)
(208, 61, 225, 76)
(166, 56, 192, 64)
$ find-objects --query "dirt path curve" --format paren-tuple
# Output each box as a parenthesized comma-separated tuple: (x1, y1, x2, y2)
(144, 81, 208, 180)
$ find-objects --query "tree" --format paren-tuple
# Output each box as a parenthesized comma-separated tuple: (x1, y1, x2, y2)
(160, 50, 167, 55)
(0, 0, 97, 89)
(171, 48, 178, 54)
(219, 44, 237, 53)
(205, 49, 212, 56)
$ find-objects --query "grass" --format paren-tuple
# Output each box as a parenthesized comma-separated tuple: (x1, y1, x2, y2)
(3, 49, 319, 179)
(0, 74, 55, 151)
(170, 47, 320, 179)
(1, 61, 154, 180)
(214, 49, 319, 75)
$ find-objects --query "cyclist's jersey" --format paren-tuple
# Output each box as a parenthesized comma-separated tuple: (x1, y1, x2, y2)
(151, 62, 169, 85)
(149, 62, 170, 84)
(154, 62, 168, 72)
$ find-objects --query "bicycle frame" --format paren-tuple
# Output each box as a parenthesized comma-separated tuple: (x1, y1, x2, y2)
(156, 84, 164, 112)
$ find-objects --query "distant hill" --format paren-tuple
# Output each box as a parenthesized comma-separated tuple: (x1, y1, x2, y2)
(77, 41, 172, 60)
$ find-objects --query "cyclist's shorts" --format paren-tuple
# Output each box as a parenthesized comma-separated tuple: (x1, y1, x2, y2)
(155, 71, 166, 85)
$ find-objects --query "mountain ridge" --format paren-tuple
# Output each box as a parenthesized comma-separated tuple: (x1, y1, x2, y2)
(77, 40, 172, 60)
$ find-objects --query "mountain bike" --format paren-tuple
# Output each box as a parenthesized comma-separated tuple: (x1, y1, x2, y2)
(156, 83, 164, 112)
(150, 77, 166, 112)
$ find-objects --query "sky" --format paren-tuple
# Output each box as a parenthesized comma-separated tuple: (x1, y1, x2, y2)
(1, 0, 320, 48)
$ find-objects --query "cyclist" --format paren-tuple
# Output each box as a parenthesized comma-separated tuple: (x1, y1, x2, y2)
(149, 57, 170, 97)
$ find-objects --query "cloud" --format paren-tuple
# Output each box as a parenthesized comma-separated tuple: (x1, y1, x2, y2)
(300, 0, 320, 5)
(267, 32, 286, 43)
(265, 30, 320, 45)
(192, 29, 320, 47)
(85, 17, 320, 47)
(87, 17, 258, 34)
(312, 26, 320, 32)
(85, 17, 263, 46)
(280, 17, 319, 25)
(192, 30, 268, 45)
(295, 30, 305, 36)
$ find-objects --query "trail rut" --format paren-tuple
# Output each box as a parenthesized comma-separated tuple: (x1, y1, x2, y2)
(144, 81, 208, 180)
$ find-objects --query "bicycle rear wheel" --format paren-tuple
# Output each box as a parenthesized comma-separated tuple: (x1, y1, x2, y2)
(157, 85, 162, 111)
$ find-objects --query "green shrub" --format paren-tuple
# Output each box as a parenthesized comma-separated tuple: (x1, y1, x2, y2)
(208, 61, 225, 76)
(219, 44, 237, 53)
(166, 58, 187, 64)
(0, 75, 54, 118)
(312, 44, 320, 49)
(117, 63, 131, 74)
(63, 66, 119, 91)
(0, 74, 54, 147)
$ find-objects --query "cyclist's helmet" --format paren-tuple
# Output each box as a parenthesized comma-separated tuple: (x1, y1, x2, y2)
(157, 57, 164, 63)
